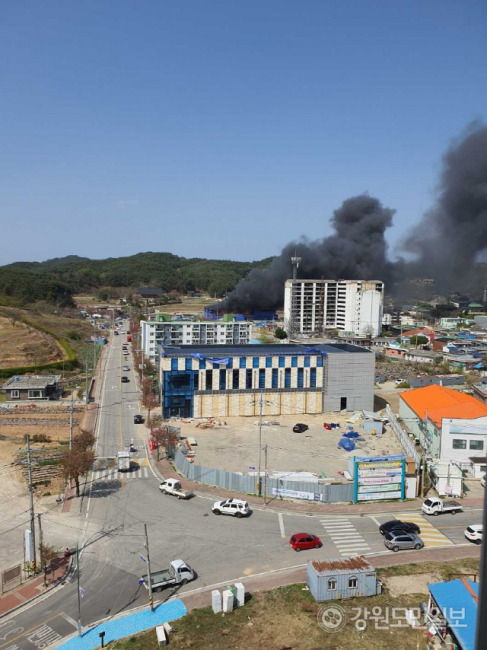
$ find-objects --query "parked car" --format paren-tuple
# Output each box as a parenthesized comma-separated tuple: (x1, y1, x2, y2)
(114, 330, 119, 336)
(121, 376, 129, 383)
(289, 533, 322, 552)
(293, 423, 309, 433)
(122, 365, 130, 371)
(481, 475, 486, 488)
(212, 499, 250, 518)
(379, 520, 421, 536)
(134, 414, 144, 424)
(395, 379, 405, 385)
(384, 531, 424, 552)
(464, 525, 483, 544)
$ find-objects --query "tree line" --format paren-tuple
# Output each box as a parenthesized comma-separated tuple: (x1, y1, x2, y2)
(0, 252, 273, 306)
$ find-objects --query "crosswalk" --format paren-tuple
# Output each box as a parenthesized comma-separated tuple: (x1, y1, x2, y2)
(319, 518, 372, 557)
(396, 513, 453, 548)
(91, 466, 150, 481)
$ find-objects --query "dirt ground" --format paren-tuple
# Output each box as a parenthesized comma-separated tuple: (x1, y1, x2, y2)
(172, 411, 404, 481)
(384, 572, 439, 597)
(0, 316, 63, 368)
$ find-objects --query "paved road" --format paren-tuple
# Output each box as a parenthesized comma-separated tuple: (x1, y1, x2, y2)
(0, 326, 483, 649)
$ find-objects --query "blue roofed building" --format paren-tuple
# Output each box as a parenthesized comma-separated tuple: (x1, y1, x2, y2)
(158, 343, 374, 418)
(426, 578, 478, 650)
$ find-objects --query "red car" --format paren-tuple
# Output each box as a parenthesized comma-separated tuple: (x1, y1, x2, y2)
(289, 533, 322, 552)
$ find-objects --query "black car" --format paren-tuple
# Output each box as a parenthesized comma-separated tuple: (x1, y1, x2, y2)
(379, 520, 421, 536)
(293, 423, 309, 433)
(121, 376, 129, 383)
(134, 414, 144, 424)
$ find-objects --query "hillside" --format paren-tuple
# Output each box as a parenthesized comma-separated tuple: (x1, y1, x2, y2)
(0, 252, 274, 306)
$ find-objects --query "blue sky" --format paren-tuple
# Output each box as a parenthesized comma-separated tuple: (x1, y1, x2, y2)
(1, 1, 486, 265)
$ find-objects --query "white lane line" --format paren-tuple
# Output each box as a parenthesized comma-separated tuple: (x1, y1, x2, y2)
(369, 516, 382, 527)
(278, 512, 286, 538)
(60, 612, 78, 628)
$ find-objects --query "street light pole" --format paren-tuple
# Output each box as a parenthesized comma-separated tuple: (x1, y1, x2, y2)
(26, 434, 36, 573)
(144, 524, 154, 612)
(257, 393, 263, 496)
(76, 542, 82, 637)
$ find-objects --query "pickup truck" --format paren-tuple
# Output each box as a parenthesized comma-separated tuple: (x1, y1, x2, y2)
(141, 559, 194, 592)
(422, 497, 463, 516)
(117, 450, 131, 472)
(159, 478, 194, 500)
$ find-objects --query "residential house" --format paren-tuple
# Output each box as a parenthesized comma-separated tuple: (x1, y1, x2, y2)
(1, 375, 62, 401)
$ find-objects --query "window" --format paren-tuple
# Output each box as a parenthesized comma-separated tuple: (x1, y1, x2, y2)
(272, 368, 278, 389)
(328, 579, 337, 591)
(253, 357, 259, 368)
(10, 390, 19, 399)
(278, 356, 285, 368)
(259, 369, 265, 389)
(348, 577, 357, 589)
(227, 358, 233, 368)
(28, 390, 42, 399)
(304, 356, 310, 367)
(310, 368, 316, 388)
(452, 439, 467, 450)
(285, 368, 291, 388)
(171, 358, 178, 371)
(317, 355, 323, 367)
(266, 357, 272, 368)
(291, 356, 297, 367)
(232, 369, 239, 389)
(246, 369, 253, 389)
(206, 370, 213, 390)
(199, 359, 206, 369)
(185, 358, 192, 370)
(297, 368, 304, 388)
(219, 370, 226, 390)
(470, 440, 484, 450)
(194, 374, 199, 390)
(240, 357, 246, 368)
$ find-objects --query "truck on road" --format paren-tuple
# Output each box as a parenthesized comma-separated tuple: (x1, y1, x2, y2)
(141, 560, 195, 592)
(117, 450, 131, 472)
(159, 478, 194, 500)
(422, 497, 463, 516)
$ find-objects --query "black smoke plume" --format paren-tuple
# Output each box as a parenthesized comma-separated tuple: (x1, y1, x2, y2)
(219, 122, 487, 312)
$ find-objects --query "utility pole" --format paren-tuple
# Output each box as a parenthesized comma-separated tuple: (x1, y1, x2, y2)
(144, 524, 154, 612)
(69, 388, 74, 449)
(257, 394, 263, 496)
(38, 513, 45, 586)
(26, 434, 36, 573)
(263, 444, 268, 505)
(76, 542, 82, 637)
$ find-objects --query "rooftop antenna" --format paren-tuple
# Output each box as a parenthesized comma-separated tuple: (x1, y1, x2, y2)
(291, 253, 301, 280)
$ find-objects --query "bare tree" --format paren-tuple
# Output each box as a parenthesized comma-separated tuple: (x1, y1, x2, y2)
(60, 448, 95, 497)
(152, 426, 179, 460)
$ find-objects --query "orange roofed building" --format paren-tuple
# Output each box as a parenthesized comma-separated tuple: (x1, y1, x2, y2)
(399, 384, 487, 470)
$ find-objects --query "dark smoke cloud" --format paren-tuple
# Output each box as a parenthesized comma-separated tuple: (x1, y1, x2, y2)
(402, 121, 487, 291)
(221, 195, 396, 311)
(219, 121, 487, 312)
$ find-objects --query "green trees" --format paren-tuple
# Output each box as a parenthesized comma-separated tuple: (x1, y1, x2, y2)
(274, 327, 288, 339)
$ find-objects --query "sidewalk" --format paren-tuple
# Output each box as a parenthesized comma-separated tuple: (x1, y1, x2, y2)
(153, 455, 485, 514)
(0, 556, 70, 617)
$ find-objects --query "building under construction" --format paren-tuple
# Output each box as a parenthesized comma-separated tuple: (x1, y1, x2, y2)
(283, 279, 384, 337)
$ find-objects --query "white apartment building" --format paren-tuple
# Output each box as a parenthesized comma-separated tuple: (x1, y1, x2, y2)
(283, 279, 384, 337)
(141, 319, 253, 362)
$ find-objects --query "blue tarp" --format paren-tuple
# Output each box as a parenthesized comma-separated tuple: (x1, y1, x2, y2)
(343, 431, 360, 439)
(304, 347, 328, 356)
(338, 438, 356, 451)
(190, 353, 231, 365)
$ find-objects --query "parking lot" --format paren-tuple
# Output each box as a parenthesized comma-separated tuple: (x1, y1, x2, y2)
(173, 411, 405, 482)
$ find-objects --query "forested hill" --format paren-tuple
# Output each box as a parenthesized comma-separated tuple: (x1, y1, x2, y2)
(0, 252, 273, 306)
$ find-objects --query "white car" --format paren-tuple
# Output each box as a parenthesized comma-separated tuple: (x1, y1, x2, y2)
(122, 365, 130, 371)
(212, 498, 250, 518)
(481, 475, 486, 488)
(464, 525, 483, 544)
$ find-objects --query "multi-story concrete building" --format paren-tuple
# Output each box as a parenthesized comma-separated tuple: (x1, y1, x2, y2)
(141, 318, 252, 363)
(283, 279, 384, 337)
(158, 343, 374, 418)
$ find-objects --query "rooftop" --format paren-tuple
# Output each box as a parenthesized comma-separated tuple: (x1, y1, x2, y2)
(160, 343, 372, 357)
(1, 375, 62, 390)
(428, 578, 478, 650)
(310, 556, 373, 575)
(401, 384, 487, 426)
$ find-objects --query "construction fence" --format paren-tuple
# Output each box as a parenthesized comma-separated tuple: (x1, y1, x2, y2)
(172, 449, 354, 504)
(386, 405, 422, 466)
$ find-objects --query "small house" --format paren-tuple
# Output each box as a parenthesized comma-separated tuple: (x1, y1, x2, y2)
(1, 375, 62, 401)
(307, 556, 381, 602)
(424, 578, 478, 650)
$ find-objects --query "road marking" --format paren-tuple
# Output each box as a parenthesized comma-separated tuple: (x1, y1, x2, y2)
(0, 613, 60, 649)
(369, 516, 381, 527)
(278, 512, 286, 537)
(395, 513, 453, 547)
(319, 518, 371, 555)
